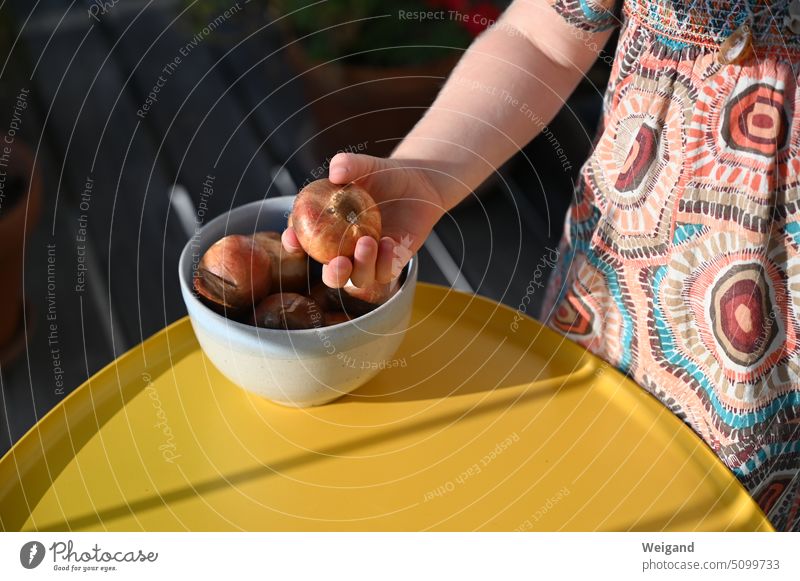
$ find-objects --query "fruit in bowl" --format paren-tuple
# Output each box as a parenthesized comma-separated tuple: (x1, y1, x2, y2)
(250, 292, 322, 330)
(193, 179, 398, 329)
(193, 234, 273, 316)
(178, 195, 417, 408)
(252, 231, 309, 293)
(310, 279, 401, 317)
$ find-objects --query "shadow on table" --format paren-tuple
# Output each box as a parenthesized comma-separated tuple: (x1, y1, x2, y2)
(0, 326, 195, 532)
(31, 384, 561, 531)
(330, 290, 595, 404)
(339, 358, 593, 405)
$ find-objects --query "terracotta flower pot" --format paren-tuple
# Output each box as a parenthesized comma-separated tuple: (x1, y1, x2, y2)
(0, 136, 42, 365)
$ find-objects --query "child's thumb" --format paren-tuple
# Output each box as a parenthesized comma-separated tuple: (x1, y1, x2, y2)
(328, 152, 390, 184)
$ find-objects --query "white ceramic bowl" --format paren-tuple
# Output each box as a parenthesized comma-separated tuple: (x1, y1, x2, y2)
(178, 196, 418, 407)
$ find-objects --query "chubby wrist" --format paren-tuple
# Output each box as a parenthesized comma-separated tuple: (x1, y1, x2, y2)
(388, 154, 473, 212)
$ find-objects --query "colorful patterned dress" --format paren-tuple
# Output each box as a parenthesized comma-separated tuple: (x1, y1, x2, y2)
(540, 0, 800, 530)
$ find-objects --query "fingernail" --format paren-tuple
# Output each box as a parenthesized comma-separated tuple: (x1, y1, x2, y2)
(380, 237, 395, 254)
(355, 236, 377, 258)
(329, 165, 349, 182)
(281, 229, 302, 251)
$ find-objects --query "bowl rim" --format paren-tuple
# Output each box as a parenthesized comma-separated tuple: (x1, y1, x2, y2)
(178, 197, 418, 337)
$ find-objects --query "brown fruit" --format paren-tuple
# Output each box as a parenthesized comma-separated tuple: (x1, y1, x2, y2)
(251, 293, 323, 330)
(321, 278, 400, 316)
(290, 178, 381, 263)
(252, 231, 309, 292)
(323, 311, 351, 327)
(195, 234, 271, 312)
(308, 281, 335, 312)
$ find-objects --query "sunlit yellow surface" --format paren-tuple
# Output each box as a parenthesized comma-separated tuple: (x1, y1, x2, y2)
(0, 284, 772, 531)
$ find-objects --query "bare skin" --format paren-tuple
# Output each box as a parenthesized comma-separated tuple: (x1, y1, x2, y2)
(282, 0, 617, 288)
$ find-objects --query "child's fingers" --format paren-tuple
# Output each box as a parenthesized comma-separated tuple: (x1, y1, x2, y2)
(328, 152, 386, 185)
(375, 237, 396, 284)
(281, 227, 303, 253)
(322, 256, 352, 288)
(350, 237, 378, 288)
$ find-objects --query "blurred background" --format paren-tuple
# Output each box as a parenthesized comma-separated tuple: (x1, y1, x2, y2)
(0, 0, 614, 455)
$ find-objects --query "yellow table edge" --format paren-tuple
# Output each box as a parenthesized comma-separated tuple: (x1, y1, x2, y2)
(0, 283, 775, 532)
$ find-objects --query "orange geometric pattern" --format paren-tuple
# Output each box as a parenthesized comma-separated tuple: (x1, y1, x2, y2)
(544, 0, 800, 531)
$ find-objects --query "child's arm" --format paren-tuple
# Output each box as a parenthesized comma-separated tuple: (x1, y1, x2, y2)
(285, 0, 619, 288)
(392, 0, 619, 209)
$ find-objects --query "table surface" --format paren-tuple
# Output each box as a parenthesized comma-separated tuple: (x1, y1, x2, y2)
(0, 284, 772, 531)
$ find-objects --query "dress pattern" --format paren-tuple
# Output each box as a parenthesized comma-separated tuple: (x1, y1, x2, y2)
(541, 0, 800, 530)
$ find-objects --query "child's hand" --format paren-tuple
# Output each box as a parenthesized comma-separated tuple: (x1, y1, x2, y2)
(282, 152, 446, 289)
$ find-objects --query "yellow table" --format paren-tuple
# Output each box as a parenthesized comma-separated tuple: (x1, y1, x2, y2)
(0, 284, 772, 531)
